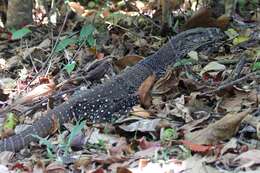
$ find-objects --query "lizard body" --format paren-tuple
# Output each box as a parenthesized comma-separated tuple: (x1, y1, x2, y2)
(0, 28, 225, 152)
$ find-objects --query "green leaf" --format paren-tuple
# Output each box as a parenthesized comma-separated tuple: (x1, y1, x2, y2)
(11, 28, 31, 40)
(256, 49, 260, 56)
(67, 120, 85, 146)
(55, 37, 77, 52)
(87, 1, 96, 8)
(4, 112, 18, 129)
(233, 36, 250, 45)
(173, 58, 195, 68)
(224, 28, 239, 39)
(62, 120, 85, 155)
(64, 61, 76, 75)
(252, 62, 260, 71)
(161, 128, 178, 141)
(31, 134, 55, 159)
(106, 12, 127, 25)
(31, 134, 54, 149)
(86, 35, 96, 47)
(79, 24, 95, 42)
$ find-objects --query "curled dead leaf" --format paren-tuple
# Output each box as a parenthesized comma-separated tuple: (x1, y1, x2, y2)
(113, 55, 143, 71)
(138, 74, 156, 108)
(45, 162, 66, 173)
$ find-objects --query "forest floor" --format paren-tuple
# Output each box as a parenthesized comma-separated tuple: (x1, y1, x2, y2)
(0, 1, 260, 173)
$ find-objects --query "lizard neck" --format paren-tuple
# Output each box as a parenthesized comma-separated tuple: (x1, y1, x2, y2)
(138, 27, 224, 77)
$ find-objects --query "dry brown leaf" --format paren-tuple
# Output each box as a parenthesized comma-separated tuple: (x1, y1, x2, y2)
(138, 137, 160, 150)
(138, 74, 156, 108)
(0, 128, 14, 139)
(113, 55, 143, 71)
(182, 7, 230, 31)
(91, 167, 105, 173)
(117, 167, 132, 173)
(108, 138, 132, 156)
(218, 88, 258, 112)
(185, 110, 250, 145)
(73, 157, 92, 170)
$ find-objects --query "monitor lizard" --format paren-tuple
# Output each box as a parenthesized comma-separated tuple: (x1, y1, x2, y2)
(0, 27, 225, 152)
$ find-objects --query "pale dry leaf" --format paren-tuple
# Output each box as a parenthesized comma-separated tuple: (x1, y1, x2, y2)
(133, 146, 160, 158)
(88, 128, 121, 145)
(131, 105, 150, 118)
(220, 138, 238, 156)
(200, 61, 226, 76)
(183, 155, 221, 173)
(13, 79, 56, 105)
(171, 95, 193, 122)
(218, 89, 257, 112)
(234, 150, 260, 169)
(0, 151, 14, 164)
(37, 38, 51, 49)
(0, 59, 7, 70)
(119, 119, 162, 132)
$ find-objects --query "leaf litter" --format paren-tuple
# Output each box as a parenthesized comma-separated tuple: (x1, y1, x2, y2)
(0, 0, 260, 172)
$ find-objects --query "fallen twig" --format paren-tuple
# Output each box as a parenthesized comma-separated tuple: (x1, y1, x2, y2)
(201, 72, 259, 95)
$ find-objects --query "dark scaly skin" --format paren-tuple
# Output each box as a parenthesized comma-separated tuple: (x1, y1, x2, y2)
(0, 28, 225, 152)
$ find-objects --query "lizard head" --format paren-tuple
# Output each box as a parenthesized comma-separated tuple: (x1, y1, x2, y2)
(139, 27, 227, 77)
